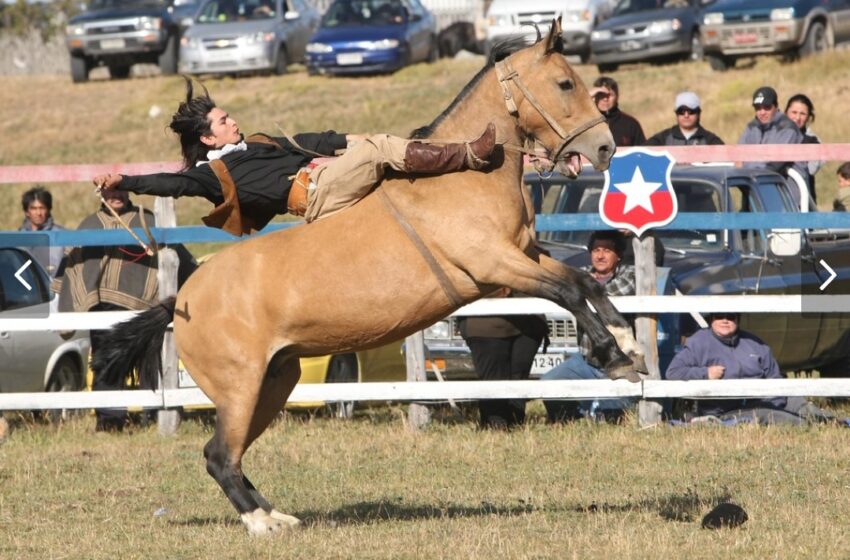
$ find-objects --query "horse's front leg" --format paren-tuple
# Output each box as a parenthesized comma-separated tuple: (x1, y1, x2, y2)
(476, 249, 642, 382)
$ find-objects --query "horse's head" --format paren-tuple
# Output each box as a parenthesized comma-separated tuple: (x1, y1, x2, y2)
(494, 18, 615, 176)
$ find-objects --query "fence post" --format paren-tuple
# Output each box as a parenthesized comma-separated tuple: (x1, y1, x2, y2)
(154, 197, 180, 436)
(634, 235, 662, 426)
(405, 331, 431, 430)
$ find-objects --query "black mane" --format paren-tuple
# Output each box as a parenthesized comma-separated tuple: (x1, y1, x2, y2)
(410, 37, 531, 139)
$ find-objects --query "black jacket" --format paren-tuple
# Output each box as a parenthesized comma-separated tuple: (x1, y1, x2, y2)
(602, 106, 645, 147)
(645, 124, 724, 146)
(120, 131, 346, 228)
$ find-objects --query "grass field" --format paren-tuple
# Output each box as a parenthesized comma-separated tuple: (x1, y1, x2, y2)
(1, 408, 849, 559)
(2, 50, 850, 255)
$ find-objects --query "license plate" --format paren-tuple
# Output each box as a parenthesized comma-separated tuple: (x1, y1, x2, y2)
(100, 38, 126, 50)
(336, 52, 363, 65)
(619, 39, 642, 52)
(734, 32, 758, 44)
(530, 353, 565, 375)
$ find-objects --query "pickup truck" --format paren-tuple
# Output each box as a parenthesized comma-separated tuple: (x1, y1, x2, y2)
(700, 0, 850, 71)
(535, 164, 850, 374)
(65, 0, 198, 82)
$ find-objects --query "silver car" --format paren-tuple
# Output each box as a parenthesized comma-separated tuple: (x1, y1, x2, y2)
(179, 0, 319, 75)
(0, 248, 90, 396)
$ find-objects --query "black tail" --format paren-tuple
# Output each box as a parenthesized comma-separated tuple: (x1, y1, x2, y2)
(91, 296, 177, 390)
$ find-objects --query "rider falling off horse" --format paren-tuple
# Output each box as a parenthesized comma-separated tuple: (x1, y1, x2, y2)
(94, 78, 497, 236)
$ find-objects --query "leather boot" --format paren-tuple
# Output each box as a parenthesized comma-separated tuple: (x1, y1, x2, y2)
(404, 122, 496, 174)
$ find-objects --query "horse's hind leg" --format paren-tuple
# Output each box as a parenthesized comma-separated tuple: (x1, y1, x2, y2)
(478, 248, 641, 381)
(202, 353, 301, 536)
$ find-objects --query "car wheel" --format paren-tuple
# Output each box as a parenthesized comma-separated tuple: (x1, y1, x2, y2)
(325, 354, 358, 419)
(274, 45, 289, 75)
(158, 35, 178, 75)
(427, 36, 439, 63)
(798, 21, 827, 57)
(597, 63, 618, 73)
(70, 54, 89, 83)
(706, 53, 733, 71)
(689, 32, 704, 62)
(45, 355, 84, 423)
(108, 65, 131, 79)
(578, 49, 590, 64)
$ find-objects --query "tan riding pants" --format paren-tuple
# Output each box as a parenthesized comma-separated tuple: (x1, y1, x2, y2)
(304, 134, 409, 223)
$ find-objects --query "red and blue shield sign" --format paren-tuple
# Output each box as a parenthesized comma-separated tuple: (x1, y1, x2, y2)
(599, 148, 678, 236)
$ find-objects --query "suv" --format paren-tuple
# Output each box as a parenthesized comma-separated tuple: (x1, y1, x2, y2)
(701, 0, 850, 71)
(484, 0, 616, 63)
(65, 0, 198, 82)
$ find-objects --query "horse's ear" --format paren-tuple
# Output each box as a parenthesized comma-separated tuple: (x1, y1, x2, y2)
(544, 17, 564, 55)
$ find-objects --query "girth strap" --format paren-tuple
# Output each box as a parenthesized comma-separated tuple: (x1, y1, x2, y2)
(377, 188, 463, 308)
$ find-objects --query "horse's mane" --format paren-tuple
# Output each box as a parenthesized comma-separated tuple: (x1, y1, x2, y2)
(410, 37, 530, 139)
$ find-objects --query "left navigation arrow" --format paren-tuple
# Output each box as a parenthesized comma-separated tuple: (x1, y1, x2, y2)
(15, 259, 33, 291)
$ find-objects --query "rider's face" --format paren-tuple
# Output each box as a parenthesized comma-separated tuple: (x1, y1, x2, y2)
(201, 107, 242, 149)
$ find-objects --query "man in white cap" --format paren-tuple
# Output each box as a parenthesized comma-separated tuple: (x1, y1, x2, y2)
(645, 91, 724, 146)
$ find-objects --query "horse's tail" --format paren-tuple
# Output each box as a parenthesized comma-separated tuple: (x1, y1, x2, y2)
(91, 296, 177, 390)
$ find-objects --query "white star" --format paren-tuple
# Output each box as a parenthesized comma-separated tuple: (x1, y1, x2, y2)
(614, 167, 662, 214)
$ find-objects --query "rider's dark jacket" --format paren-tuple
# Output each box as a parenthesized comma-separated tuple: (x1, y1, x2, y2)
(119, 131, 346, 233)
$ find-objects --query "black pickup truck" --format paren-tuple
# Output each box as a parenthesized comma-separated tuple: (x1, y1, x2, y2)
(65, 0, 198, 82)
(533, 165, 850, 374)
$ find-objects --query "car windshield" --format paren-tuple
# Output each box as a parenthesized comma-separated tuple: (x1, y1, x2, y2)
(321, 0, 408, 27)
(88, 0, 168, 9)
(196, 0, 277, 22)
(612, 0, 688, 15)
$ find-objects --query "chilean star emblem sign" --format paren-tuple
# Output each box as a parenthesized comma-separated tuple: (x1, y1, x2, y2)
(599, 148, 678, 236)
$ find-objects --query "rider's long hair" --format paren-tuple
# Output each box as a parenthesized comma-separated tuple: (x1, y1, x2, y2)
(169, 76, 217, 170)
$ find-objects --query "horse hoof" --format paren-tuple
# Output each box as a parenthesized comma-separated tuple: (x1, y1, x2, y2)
(607, 365, 642, 383)
(242, 508, 302, 536)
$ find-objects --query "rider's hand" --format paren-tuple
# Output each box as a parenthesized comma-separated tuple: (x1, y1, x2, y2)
(93, 173, 123, 190)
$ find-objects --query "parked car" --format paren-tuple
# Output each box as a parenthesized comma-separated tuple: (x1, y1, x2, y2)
(178, 0, 319, 75)
(65, 0, 193, 82)
(484, 0, 617, 62)
(305, 0, 439, 76)
(589, 0, 713, 73)
(700, 0, 850, 71)
(0, 248, 90, 397)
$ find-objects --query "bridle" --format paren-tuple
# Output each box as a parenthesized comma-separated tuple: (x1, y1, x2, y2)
(495, 57, 605, 171)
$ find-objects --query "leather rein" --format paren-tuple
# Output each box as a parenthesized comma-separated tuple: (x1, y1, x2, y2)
(495, 58, 605, 171)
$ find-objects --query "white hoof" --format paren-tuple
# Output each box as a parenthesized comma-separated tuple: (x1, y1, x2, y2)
(241, 508, 302, 536)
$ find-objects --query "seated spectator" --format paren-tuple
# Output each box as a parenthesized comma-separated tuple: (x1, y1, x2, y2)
(645, 92, 724, 147)
(18, 186, 65, 278)
(784, 93, 823, 204)
(832, 162, 850, 211)
(665, 312, 833, 425)
(738, 86, 809, 208)
(542, 230, 636, 422)
(589, 76, 645, 147)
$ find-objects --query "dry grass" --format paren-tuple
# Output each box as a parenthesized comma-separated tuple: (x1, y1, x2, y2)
(1, 408, 849, 558)
(3, 51, 850, 254)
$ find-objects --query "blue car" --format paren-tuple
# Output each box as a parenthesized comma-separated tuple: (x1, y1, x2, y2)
(305, 0, 438, 76)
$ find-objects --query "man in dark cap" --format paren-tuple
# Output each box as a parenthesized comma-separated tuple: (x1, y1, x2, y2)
(738, 86, 808, 207)
(645, 91, 724, 146)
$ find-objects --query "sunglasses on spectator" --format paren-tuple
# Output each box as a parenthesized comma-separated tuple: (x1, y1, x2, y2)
(753, 104, 774, 111)
(712, 313, 738, 321)
(675, 107, 700, 116)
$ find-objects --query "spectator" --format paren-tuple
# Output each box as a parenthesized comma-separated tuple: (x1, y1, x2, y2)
(541, 230, 636, 422)
(738, 86, 808, 208)
(458, 290, 548, 429)
(645, 91, 724, 146)
(18, 186, 65, 278)
(665, 312, 833, 425)
(589, 76, 645, 147)
(784, 93, 823, 204)
(94, 78, 496, 235)
(833, 162, 850, 211)
(53, 190, 196, 432)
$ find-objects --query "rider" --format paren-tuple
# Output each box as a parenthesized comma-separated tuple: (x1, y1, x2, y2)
(94, 78, 497, 235)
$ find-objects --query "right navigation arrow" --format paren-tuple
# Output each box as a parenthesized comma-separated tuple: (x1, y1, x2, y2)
(819, 259, 837, 291)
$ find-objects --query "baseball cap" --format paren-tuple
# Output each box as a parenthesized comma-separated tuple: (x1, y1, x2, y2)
(752, 86, 778, 107)
(675, 91, 700, 111)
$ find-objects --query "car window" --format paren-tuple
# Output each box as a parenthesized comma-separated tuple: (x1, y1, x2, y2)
(757, 178, 796, 212)
(729, 183, 765, 255)
(612, 0, 665, 15)
(321, 0, 408, 27)
(197, 0, 277, 22)
(88, 0, 168, 9)
(0, 249, 48, 312)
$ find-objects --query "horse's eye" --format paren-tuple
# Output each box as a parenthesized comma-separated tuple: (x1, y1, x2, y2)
(558, 80, 575, 91)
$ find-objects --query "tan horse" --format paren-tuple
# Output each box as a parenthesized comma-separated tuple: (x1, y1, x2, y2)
(94, 20, 645, 536)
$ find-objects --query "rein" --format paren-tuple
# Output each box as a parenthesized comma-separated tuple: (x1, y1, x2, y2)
(495, 58, 605, 169)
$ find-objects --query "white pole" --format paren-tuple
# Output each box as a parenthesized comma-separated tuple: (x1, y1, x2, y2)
(155, 197, 181, 436)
